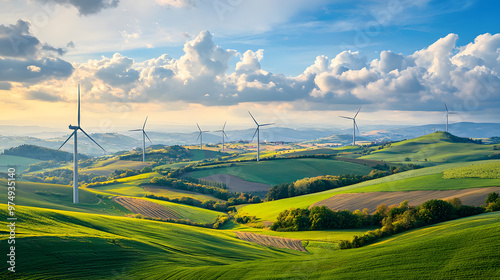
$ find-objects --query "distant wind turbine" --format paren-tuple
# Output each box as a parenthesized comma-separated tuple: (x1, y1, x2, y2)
(340, 107, 361, 146)
(196, 123, 209, 150)
(214, 121, 229, 151)
(59, 84, 106, 204)
(249, 111, 274, 162)
(444, 103, 457, 132)
(130, 117, 152, 162)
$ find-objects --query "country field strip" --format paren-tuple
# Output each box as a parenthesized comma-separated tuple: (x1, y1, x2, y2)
(113, 196, 181, 219)
(312, 187, 500, 213)
(235, 232, 307, 252)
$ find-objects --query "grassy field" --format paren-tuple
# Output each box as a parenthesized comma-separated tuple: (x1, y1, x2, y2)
(443, 161, 500, 179)
(88, 172, 160, 197)
(143, 185, 224, 201)
(239, 159, 500, 221)
(361, 132, 495, 163)
(80, 157, 151, 176)
(0, 154, 41, 173)
(1, 205, 497, 279)
(188, 158, 373, 186)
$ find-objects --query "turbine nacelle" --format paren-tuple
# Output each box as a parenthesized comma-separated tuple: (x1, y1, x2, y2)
(69, 125, 79, 130)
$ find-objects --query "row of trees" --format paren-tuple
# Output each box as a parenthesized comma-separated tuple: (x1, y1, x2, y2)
(145, 193, 261, 212)
(271, 195, 494, 233)
(338, 196, 494, 249)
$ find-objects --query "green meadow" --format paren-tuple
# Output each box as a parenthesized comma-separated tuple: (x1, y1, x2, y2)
(188, 158, 373, 186)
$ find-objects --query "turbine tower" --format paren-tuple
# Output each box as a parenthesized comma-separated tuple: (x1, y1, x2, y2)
(196, 123, 209, 150)
(214, 121, 229, 151)
(59, 84, 106, 204)
(249, 111, 274, 162)
(340, 107, 361, 146)
(130, 117, 153, 162)
(444, 103, 457, 132)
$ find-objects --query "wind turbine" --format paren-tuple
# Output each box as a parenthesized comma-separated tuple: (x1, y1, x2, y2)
(214, 121, 229, 151)
(59, 84, 106, 204)
(444, 103, 457, 132)
(248, 111, 274, 162)
(196, 123, 209, 150)
(340, 107, 361, 146)
(130, 117, 152, 162)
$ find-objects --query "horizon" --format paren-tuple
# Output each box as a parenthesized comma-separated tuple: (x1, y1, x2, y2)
(1, 1, 499, 132)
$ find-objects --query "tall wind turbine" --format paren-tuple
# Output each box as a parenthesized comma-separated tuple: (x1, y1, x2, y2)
(340, 107, 361, 146)
(59, 84, 106, 204)
(130, 117, 152, 162)
(214, 121, 229, 151)
(444, 103, 457, 132)
(196, 123, 209, 150)
(249, 111, 274, 162)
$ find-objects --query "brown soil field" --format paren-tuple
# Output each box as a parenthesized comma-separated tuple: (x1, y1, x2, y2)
(200, 174, 271, 193)
(312, 187, 500, 213)
(113, 196, 181, 219)
(235, 232, 307, 252)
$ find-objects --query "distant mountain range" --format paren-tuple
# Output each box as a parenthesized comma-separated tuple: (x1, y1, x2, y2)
(1, 122, 499, 156)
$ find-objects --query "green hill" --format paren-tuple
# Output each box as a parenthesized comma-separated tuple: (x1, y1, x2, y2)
(3, 144, 89, 161)
(361, 132, 494, 163)
(1, 205, 498, 279)
(0, 154, 41, 174)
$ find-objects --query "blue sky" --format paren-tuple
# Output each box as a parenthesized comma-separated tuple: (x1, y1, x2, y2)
(0, 0, 499, 132)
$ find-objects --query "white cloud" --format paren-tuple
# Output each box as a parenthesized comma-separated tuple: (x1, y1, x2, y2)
(27, 65, 41, 72)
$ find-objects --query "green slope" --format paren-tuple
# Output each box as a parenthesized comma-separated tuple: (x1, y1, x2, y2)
(361, 132, 495, 163)
(239, 159, 500, 221)
(1, 205, 498, 279)
(0, 154, 41, 174)
(188, 158, 373, 186)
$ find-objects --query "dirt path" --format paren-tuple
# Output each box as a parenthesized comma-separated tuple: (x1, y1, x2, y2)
(312, 187, 500, 213)
(235, 232, 307, 252)
(113, 196, 181, 220)
(199, 174, 271, 193)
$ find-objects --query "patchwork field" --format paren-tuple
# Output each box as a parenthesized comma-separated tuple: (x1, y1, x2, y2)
(113, 196, 181, 219)
(143, 185, 224, 201)
(235, 232, 307, 252)
(199, 174, 271, 193)
(312, 186, 500, 213)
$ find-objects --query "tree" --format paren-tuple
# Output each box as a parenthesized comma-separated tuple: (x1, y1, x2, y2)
(486, 192, 499, 204)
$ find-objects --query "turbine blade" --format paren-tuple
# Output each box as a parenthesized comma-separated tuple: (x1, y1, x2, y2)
(223, 121, 227, 130)
(248, 111, 259, 126)
(355, 120, 360, 134)
(354, 107, 361, 119)
(196, 132, 201, 141)
(339, 116, 353, 120)
(223, 131, 229, 139)
(143, 116, 148, 130)
(129, 129, 142, 131)
(197, 123, 201, 132)
(80, 128, 106, 152)
(251, 128, 258, 141)
(260, 123, 274, 126)
(143, 131, 153, 143)
(214, 130, 223, 132)
(444, 102, 449, 112)
(78, 84, 81, 127)
(58, 131, 76, 150)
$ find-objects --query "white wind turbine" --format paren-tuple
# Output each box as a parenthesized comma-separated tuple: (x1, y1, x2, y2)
(340, 107, 361, 146)
(130, 117, 153, 162)
(59, 84, 106, 204)
(249, 111, 274, 162)
(196, 123, 210, 150)
(444, 103, 457, 133)
(214, 121, 229, 151)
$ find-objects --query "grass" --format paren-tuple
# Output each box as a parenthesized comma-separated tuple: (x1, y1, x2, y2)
(143, 185, 224, 201)
(88, 172, 161, 197)
(80, 157, 151, 176)
(443, 161, 500, 179)
(239, 159, 500, 221)
(1, 204, 497, 279)
(361, 132, 495, 163)
(188, 158, 373, 186)
(0, 154, 41, 173)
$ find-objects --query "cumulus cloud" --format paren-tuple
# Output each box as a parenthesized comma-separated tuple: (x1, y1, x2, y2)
(38, 0, 120, 15)
(16, 31, 500, 111)
(0, 20, 74, 86)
